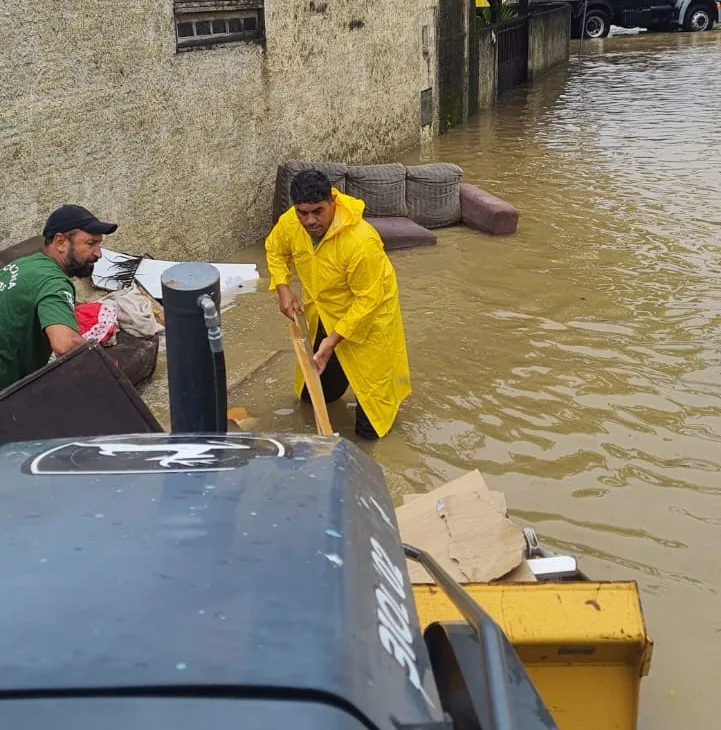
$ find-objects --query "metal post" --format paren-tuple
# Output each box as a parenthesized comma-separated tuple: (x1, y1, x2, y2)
(578, 0, 589, 60)
(161, 263, 225, 434)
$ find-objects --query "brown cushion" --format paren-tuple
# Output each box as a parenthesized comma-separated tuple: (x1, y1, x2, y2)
(0, 235, 44, 266)
(346, 163, 408, 218)
(272, 161, 348, 222)
(405, 163, 463, 229)
(459, 183, 519, 235)
(366, 217, 437, 251)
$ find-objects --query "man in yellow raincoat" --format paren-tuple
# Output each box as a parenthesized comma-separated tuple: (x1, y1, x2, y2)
(265, 170, 411, 439)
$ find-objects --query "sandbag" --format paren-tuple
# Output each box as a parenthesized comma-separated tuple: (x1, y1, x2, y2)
(109, 331, 161, 387)
(405, 163, 463, 229)
(346, 163, 408, 218)
(272, 161, 348, 222)
(107, 284, 165, 339)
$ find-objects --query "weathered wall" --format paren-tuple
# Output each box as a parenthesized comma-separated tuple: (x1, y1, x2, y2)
(0, 0, 439, 259)
(528, 6, 571, 81)
(477, 26, 499, 111)
(420, 5, 440, 144)
(437, 0, 468, 133)
(467, 1, 479, 118)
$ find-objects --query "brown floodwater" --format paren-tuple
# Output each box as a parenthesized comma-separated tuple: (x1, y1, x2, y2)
(149, 30, 721, 729)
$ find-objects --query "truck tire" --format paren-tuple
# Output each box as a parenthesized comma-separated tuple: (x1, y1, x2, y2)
(683, 4, 714, 31)
(582, 9, 611, 38)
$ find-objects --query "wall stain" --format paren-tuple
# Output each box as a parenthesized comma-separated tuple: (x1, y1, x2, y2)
(0, 0, 443, 258)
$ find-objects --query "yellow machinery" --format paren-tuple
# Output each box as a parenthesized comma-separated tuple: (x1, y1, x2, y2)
(0, 423, 653, 730)
(413, 572, 653, 730)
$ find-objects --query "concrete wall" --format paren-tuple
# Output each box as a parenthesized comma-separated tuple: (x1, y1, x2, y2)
(420, 6, 441, 144)
(0, 1, 439, 259)
(477, 26, 499, 111)
(528, 6, 571, 81)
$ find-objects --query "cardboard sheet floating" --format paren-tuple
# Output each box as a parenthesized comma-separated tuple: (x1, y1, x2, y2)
(397, 470, 530, 584)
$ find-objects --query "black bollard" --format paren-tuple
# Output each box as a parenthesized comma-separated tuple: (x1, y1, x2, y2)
(161, 263, 226, 434)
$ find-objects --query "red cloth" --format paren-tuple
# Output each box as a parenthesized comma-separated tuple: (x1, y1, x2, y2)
(75, 302, 117, 345)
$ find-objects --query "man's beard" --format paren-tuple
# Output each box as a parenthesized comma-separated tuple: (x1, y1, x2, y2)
(65, 247, 95, 279)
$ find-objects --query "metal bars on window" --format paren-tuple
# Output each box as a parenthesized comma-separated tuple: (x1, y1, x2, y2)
(174, 0, 265, 51)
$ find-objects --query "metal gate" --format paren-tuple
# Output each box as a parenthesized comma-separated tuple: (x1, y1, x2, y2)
(496, 18, 528, 96)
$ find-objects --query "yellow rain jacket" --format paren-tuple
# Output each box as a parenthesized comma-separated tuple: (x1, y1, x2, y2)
(265, 189, 411, 437)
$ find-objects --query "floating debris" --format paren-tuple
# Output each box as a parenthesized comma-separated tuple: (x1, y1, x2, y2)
(176, 662, 187, 671)
(326, 529, 342, 539)
(325, 553, 344, 568)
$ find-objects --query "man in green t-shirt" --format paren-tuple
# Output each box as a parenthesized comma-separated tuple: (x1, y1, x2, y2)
(0, 205, 118, 391)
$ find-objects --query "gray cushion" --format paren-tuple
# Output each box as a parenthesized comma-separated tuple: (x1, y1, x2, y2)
(272, 161, 348, 222)
(346, 163, 408, 218)
(366, 217, 437, 251)
(405, 163, 463, 229)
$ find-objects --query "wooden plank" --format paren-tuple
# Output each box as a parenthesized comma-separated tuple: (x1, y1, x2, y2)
(288, 316, 333, 436)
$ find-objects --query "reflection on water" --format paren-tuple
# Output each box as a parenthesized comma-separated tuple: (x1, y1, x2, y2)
(215, 31, 721, 729)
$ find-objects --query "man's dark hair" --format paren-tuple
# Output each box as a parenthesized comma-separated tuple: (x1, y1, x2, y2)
(290, 170, 332, 205)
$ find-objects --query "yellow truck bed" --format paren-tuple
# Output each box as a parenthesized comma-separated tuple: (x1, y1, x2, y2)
(413, 581, 653, 730)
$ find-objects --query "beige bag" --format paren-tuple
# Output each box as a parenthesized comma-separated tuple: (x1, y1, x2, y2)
(107, 284, 164, 338)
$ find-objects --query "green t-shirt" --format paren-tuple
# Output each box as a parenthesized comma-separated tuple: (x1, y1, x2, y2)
(0, 252, 79, 390)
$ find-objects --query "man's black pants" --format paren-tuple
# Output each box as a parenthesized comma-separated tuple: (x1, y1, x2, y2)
(300, 321, 379, 440)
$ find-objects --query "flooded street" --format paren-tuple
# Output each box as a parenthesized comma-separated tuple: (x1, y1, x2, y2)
(196, 31, 721, 727)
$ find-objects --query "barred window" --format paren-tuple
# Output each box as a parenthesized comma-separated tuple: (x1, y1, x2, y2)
(174, 1, 265, 51)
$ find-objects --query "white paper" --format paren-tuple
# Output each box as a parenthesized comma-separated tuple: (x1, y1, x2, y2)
(93, 249, 259, 300)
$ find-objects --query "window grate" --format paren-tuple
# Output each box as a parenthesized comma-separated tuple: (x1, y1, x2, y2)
(173, 0, 264, 51)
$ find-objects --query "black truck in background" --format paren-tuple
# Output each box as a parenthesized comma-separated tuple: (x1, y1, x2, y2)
(532, 0, 719, 37)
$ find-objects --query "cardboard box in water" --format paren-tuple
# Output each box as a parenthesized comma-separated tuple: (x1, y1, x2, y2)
(0, 343, 163, 445)
(397, 470, 528, 584)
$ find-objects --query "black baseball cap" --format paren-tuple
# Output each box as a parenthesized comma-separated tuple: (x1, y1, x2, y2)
(43, 204, 118, 239)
